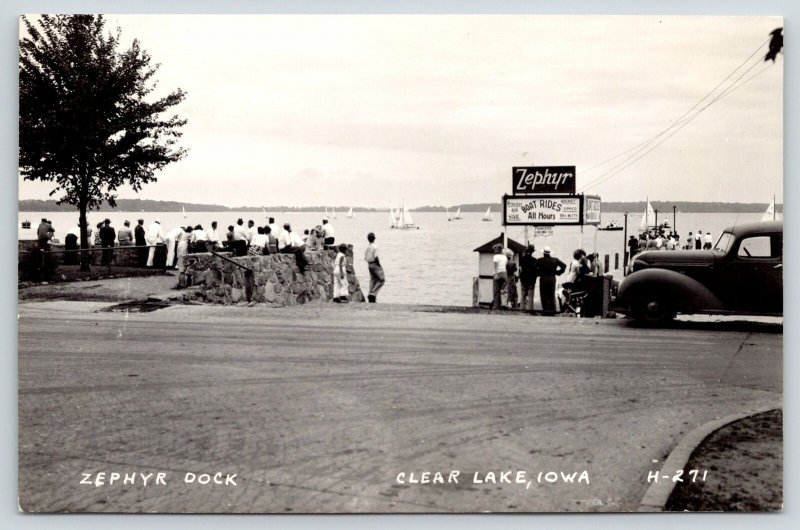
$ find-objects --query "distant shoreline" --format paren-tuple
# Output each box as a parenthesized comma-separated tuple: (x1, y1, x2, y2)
(18, 199, 782, 214)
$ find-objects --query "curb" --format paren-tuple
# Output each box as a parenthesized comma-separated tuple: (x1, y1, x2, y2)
(637, 404, 782, 512)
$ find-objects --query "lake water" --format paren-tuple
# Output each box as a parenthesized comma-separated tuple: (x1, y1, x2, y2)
(19, 210, 766, 306)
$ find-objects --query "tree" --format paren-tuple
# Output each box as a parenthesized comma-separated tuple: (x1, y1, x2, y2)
(19, 15, 187, 270)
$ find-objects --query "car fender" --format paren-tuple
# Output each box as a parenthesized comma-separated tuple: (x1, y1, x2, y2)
(617, 268, 725, 312)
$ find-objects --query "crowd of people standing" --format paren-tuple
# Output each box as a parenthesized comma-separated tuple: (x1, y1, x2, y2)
(54, 214, 386, 304)
(492, 244, 609, 315)
(628, 227, 714, 258)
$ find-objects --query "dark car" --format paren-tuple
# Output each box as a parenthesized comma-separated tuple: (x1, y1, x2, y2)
(617, 220, 782, 324)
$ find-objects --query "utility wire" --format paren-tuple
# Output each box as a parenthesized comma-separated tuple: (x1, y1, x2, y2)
(578, 35, 772, 187)
(582, 59, 775, 192)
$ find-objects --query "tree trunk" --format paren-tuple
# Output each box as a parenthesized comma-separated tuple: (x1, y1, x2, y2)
(79, 202, 89, 272)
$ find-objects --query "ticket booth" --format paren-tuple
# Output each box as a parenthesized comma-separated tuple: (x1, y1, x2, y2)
(472, 233, 526, 307)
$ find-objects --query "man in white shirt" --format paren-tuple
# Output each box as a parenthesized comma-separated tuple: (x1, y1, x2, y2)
(279, 223, 308, 273)
(277, 223, 293, 251)
(322, 218, 336, 245)
(207, 221, 221, 250)
(364, 232, 385, 303)
(492, 244, 508, 309)
(146, 219, 165, 267)
(191, 224, 209, 252)
(163, 226, 184, 268)
(268, 217, 283, 241)
(704, 232, 713, 249)
(232, 219, 249, 256)
(247, 220, 257, 244)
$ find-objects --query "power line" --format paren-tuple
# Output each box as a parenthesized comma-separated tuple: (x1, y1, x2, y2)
(578, 35, 772, 189)
(582, 59, 775, 192)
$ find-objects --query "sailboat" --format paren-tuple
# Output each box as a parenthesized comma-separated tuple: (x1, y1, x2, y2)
(446, 207, 451, 221)
(638, 198, 655, 231)
(332, 207, 338, 219)
(394, 199, 418, 230)
(389, 207, 398, 228)
(452, 206, 463, 220)
(761, 196, 780, 222)
(182, 206, 187, 219)
(346, 207, 354, 219)
(482, 207, 493, 222)
(262, 207, 267, 218)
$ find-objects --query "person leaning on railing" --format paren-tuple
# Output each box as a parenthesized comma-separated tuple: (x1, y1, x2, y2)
(118, 220, 133, 246)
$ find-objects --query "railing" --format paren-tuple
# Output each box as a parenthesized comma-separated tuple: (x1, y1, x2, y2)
(207, 249, 253, 272)
(19, 244, 167, 281)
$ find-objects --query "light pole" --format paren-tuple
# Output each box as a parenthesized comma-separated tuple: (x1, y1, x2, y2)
(623, 212, 629, 271)
(672, 205, 676, 233)
(654, 208, 659, 231)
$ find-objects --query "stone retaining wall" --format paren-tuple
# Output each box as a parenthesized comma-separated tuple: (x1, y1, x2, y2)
(181, 246, 364, 305)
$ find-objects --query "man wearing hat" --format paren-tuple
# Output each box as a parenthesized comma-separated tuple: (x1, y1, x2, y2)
(536, 247, 566, 315)
(135, 219, 147, 266)
(146, 218, 164, 267)
(322, 217, 335, 246)
(99, 218, 116, 266)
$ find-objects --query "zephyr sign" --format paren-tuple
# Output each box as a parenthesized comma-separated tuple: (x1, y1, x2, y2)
(512, 166, 576, 195)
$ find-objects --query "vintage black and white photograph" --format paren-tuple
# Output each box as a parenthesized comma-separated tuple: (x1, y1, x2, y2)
(17, 13, 783, 513)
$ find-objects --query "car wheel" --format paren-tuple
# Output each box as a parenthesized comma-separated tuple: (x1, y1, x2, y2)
(632, 291, 676, 325)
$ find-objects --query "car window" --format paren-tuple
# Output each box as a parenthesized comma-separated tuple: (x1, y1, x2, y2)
(737, 236, 772, 258)
(714, 232, 735, 252)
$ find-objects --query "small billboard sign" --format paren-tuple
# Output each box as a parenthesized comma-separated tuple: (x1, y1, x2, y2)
(583, 195, 601, 225)
(504, 195, 581, 225)
(512, 166, 576, 195)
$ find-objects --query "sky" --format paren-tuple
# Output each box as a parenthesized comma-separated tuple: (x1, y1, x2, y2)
(18, 15, 784, 208)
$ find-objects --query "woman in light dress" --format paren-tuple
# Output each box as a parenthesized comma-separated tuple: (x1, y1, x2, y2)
(333, 243, 349, 303)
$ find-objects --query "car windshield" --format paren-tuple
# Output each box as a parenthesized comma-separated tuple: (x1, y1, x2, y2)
(714, 232, 735, 252)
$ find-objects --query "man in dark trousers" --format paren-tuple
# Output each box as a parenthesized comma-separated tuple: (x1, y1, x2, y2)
(36, 218, 52, 249)
(627, 235, 638, 264)
(135, 218, 147, 266)
(536, 246, 566, 315)
(364, 232, 385, 303)
(99, 219, 116, 266)
(519, 244, 538, 312)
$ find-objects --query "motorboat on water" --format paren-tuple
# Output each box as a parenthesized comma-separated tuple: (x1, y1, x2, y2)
(598, 221, 623, 231)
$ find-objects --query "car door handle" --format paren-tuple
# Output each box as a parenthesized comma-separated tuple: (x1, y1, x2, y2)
(774, 264, 783, 269)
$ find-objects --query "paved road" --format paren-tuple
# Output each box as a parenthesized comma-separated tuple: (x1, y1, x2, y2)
(17, 301, 782, 513)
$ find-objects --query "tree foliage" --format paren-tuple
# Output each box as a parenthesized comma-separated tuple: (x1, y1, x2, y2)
(19, 14, 187, 257)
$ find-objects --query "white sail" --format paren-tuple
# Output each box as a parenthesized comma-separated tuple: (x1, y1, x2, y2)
(454, 206, 462, 219)
(446, 207, 450, 220)
(332, 207, 337, 219)
(182, 206, 187, 219)
(402, 204, 414, 226)
(390, 207, 397, 228)
(639, 199, 655, 231)
(761, 197, 776, 222)
(346, 207, 354, 218)
(482, 207, 492, 221)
